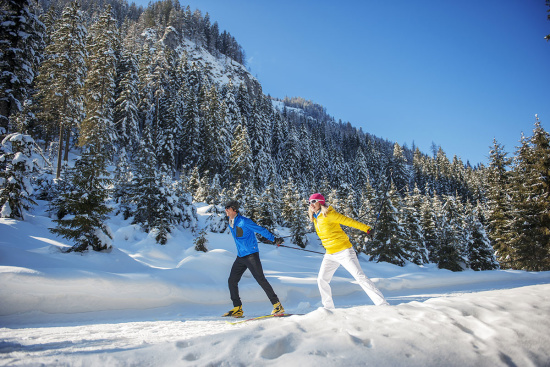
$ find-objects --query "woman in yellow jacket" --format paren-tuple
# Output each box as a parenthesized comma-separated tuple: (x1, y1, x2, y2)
(308, 193, 389, 309)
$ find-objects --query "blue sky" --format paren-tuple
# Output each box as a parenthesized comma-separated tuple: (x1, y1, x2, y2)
(133, 0, 549, 166)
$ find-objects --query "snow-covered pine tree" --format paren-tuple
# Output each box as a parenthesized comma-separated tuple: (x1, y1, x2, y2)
(434, 195, 465, 271)
(389, 142, 409, 194)
(150, 165, 180, 245)
(0, 0, 44, 137)
(486, 138, 512, 267)
(113, 148, 133, 219)
(435, 147, 452, 196)
(187, 166, 201, 199)
(507, 119, 550, 271)
(114, 49, 140, 156)
(255, 173, 282, 231)
(0, 133, 39, 219)
(137, 42, 154, 133)
(174, 172, 198, 231)
(326, 187, 343, 212)
(298, 122, 315, 187)
(342, 189, 366, 253)
(80, 5, 119, 157)
(421, 186, 438, 263)
(171, 52, 188, 170)
(209, 173, 223, 204)
(221, 80, 241, 135)
(200, 85, 230, 178)
(193, 228, 208, 252)
(369, 182, 408, 266)
(128, 130, 159, 232)
(152, 44, 176, 174)
(181, 68, 201, 169)
(354, 148, 371, 191)
(402, 185, 428, 265)
(195, 171, 211, 203)
(278, 124, 301, 184)
(229, 122, 253, 184)
(412, 148, 428, 194)
(355, 179, 376, 254)
(130, 134, 184, 245)
(464, 200, 498, 270)
(205, 203, 227, 233)
(281, 178, 309, 248)
(34, 0, 87, 179)
(49, 150, 113, 253)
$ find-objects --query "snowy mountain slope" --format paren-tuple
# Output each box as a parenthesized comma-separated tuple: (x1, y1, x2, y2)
(154, 26, 261, 95)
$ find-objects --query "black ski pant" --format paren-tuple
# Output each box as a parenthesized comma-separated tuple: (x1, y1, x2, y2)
(228, 252, 279, 307)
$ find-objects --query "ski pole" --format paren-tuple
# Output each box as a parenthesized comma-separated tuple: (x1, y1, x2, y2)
(264, 241, 324, 255)
(281, 232, 314, 239)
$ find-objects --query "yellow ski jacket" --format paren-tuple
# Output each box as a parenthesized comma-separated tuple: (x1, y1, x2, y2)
(313, 206, 372, 254)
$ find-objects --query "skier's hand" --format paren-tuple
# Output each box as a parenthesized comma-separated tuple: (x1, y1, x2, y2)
(366, 230, 373, 241)
(274, 237, 284, 246)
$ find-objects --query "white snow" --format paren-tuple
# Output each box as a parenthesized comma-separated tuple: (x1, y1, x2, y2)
(1, 202, 549, 366)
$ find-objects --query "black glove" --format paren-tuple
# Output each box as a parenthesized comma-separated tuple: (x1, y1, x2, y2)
(366, 230, 374, 241)
(274, 237, 284, 246)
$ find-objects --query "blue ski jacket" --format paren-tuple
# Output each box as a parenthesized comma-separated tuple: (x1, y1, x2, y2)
(229, 214, 275, 257)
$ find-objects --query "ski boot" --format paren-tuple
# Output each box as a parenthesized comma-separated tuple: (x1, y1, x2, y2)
(271, 302, 285, 315)
(222, 305, 243, 318)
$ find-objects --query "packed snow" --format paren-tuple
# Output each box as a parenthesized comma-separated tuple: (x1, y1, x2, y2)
(1, 202, 550, 366)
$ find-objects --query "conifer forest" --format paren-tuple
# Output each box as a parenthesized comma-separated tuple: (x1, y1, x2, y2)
(1, 0, 549, 272)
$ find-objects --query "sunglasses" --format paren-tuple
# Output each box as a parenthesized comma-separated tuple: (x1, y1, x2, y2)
(309, 199, 322, 205)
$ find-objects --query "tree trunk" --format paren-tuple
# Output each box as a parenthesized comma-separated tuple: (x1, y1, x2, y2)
(56, 125, 64, 179)
(63, 127, 70, 162)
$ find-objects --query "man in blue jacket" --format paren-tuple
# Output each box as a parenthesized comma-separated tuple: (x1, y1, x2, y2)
(222, 199, 285, 318)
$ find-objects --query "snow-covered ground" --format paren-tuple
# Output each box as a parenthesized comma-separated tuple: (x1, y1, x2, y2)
(1, 202, 550, 366)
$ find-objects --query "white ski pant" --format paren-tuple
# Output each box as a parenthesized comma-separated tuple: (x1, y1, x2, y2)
(318, 247, 389, 309)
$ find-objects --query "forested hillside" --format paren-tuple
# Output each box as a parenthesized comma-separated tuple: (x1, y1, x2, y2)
(1, 0, 549, 271)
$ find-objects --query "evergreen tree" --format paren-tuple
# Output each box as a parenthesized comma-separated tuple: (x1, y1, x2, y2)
(342, 189, 366, 253)
(279, 124, 301, 182)
(421, 189, 438, 263)
(0, 133, 39, 219)
(112, 148, 133, 219)
(181, 66, 201, 168)
(229, 123, 253, 184)
(369, 183, 408, 266)
(255, 174, 281, 231)
(464, 200, 498, 270)
(80, 5, 119, 157)
(187, 165, 201, 199)
(205, 203, 227, 233)
(402, 185, 428, 265)
(152, 44, 176, 173)
(389, 142, 409, 194)
(486, 139, 512, 267)
(194, 228, 208, 252)
(356, 179, 376, 254)
(129, 136, 183, 244)
(281, 178, 309, 248)
(508, 119, 550, 270)
(434, 195, 464, 271)
(200, 85, 230, 177)
(34, 1, 87, 179)
(49, 151, 113, 252)
(114, 49, 140, 155)
(129, 132, 160, 233)
(0, 0, 44, 137)
(174, 170, 198, 231)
